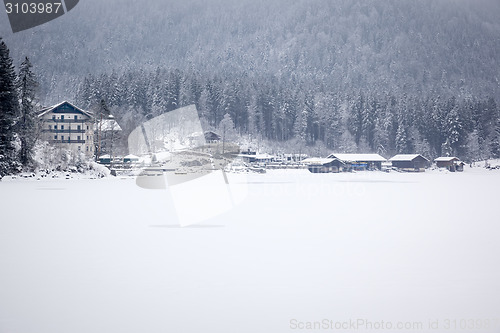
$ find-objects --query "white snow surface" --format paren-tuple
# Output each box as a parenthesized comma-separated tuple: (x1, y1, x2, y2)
(1, 167, 500, 333)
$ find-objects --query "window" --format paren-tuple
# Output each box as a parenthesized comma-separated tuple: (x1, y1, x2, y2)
(74, 115, 78, 120)
(77, 125, 81, 130)
(87, 126, 89, 130)
(86, 146, 89, 151)
(78, 146, 81, 151)
(52, 115, 56, 120)
(77, 136, 81, 141)
(61, 125, 64, 130)
(54, 125, 57, 130)
(54, 135, 57, 140)
(86, 136, 89, 140)
(61, 136, 64, 141)
(61, 115, 64, 121)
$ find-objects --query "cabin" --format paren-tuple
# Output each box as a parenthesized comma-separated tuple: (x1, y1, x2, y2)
(389, 154, 430, 172)
(188, 131, 223, 150)
(302, 157, 346, 173)
(283, 153, 308, 163)
(435, 157, 465, 172)
(98, 154, 112, 164)
(123, 154, 140, 163)
(38, 101, 95, 157)
(238, 153, 275, 164)
(326, 153, 386, 170)
(204, 131, 221, 143)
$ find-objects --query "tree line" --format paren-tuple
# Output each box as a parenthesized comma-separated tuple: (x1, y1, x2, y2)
(76, 68, 500, 162)
(0, 37, 38, 176)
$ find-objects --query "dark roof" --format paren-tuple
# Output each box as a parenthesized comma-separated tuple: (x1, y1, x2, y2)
(38, 101, 93, 118)
(327, 153, 386, 162)
(204, 131, 221, 141)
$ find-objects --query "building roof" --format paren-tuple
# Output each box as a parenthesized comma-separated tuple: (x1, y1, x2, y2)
(327, 153, 386, 162)
(237, 153, 275, 160)
(204, 131, 221, 141)
(302, 157, 335, 165)
(96, 117, 122, 131)
(38, 101, 94, 119)
(434, 156, 460, 162)
(124, 154, 140, 159)
(302, 157, 345, 166)
(389, 154, 429, 162)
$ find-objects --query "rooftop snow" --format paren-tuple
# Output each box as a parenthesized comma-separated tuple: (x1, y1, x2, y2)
(38, 101, 93, 118)
(302, 158, 335, 165)
(434, 157, 460, 162)
(389, 154, 429, 162)
(327, 153, 386, 162)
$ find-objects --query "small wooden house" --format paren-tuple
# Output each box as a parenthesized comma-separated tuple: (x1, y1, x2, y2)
(303, 158, 346, 173)
(98, 154, 112, 164)
(435, 157, 464, 172)
(238, 153, 275, 164)
(327, 153, 386, 170)
(123, 154, 140, 163)
(204, 131, 221, 143)
(389, 154, 429, 171)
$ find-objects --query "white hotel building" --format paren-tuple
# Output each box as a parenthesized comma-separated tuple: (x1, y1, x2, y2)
(38, 101, 97, 158)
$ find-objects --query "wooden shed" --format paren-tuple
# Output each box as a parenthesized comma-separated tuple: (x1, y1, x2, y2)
(123, 154, 140, 163)
(98, 154, 112, 165)
(435, 157, 464, 172)
(389, 154, 429, 171)
(204, 131, 221, 143)
(327, 153, 386, 170)
(303, 158, 346, 173)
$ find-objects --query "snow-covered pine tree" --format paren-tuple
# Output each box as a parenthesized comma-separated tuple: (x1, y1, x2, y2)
(445, 102, 463, 157)
(0, 38, 20, 176)
(17, 57, 39, 168)
(94, 99, 111, 160)
(218, 113, 237, 154)
(465, 130, 482, 162)
(490, 116, 500, 159)
(395, 109, 410, 154)
(488, 98, 500, 158)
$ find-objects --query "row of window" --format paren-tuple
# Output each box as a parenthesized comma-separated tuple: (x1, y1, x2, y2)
(53, 135, 92, 140)
(54, 135, 92, 140)
(49, 125, 89, 130)
(52, 115, 82, 120)
(77, 146, 93, 152)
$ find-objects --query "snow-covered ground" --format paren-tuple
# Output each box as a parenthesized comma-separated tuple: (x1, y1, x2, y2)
(1, 167, 500, 333)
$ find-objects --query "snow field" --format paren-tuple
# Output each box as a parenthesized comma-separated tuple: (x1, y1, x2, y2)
(0, 168, 499, 333)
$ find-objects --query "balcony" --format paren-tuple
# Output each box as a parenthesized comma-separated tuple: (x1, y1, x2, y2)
(43, 129, 86, 134)
(48, 118, 89, 123)
(49, 139, 86, 144)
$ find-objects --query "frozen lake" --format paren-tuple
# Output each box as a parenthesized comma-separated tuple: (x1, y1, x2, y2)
(1, 168, 499, 333)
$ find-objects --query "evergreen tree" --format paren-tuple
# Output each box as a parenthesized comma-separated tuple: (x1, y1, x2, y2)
(17, 57, 39, 168)
(218, 113, 237, 154)
(490, 115, 500, 158)
(0, 38, 20, 176)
